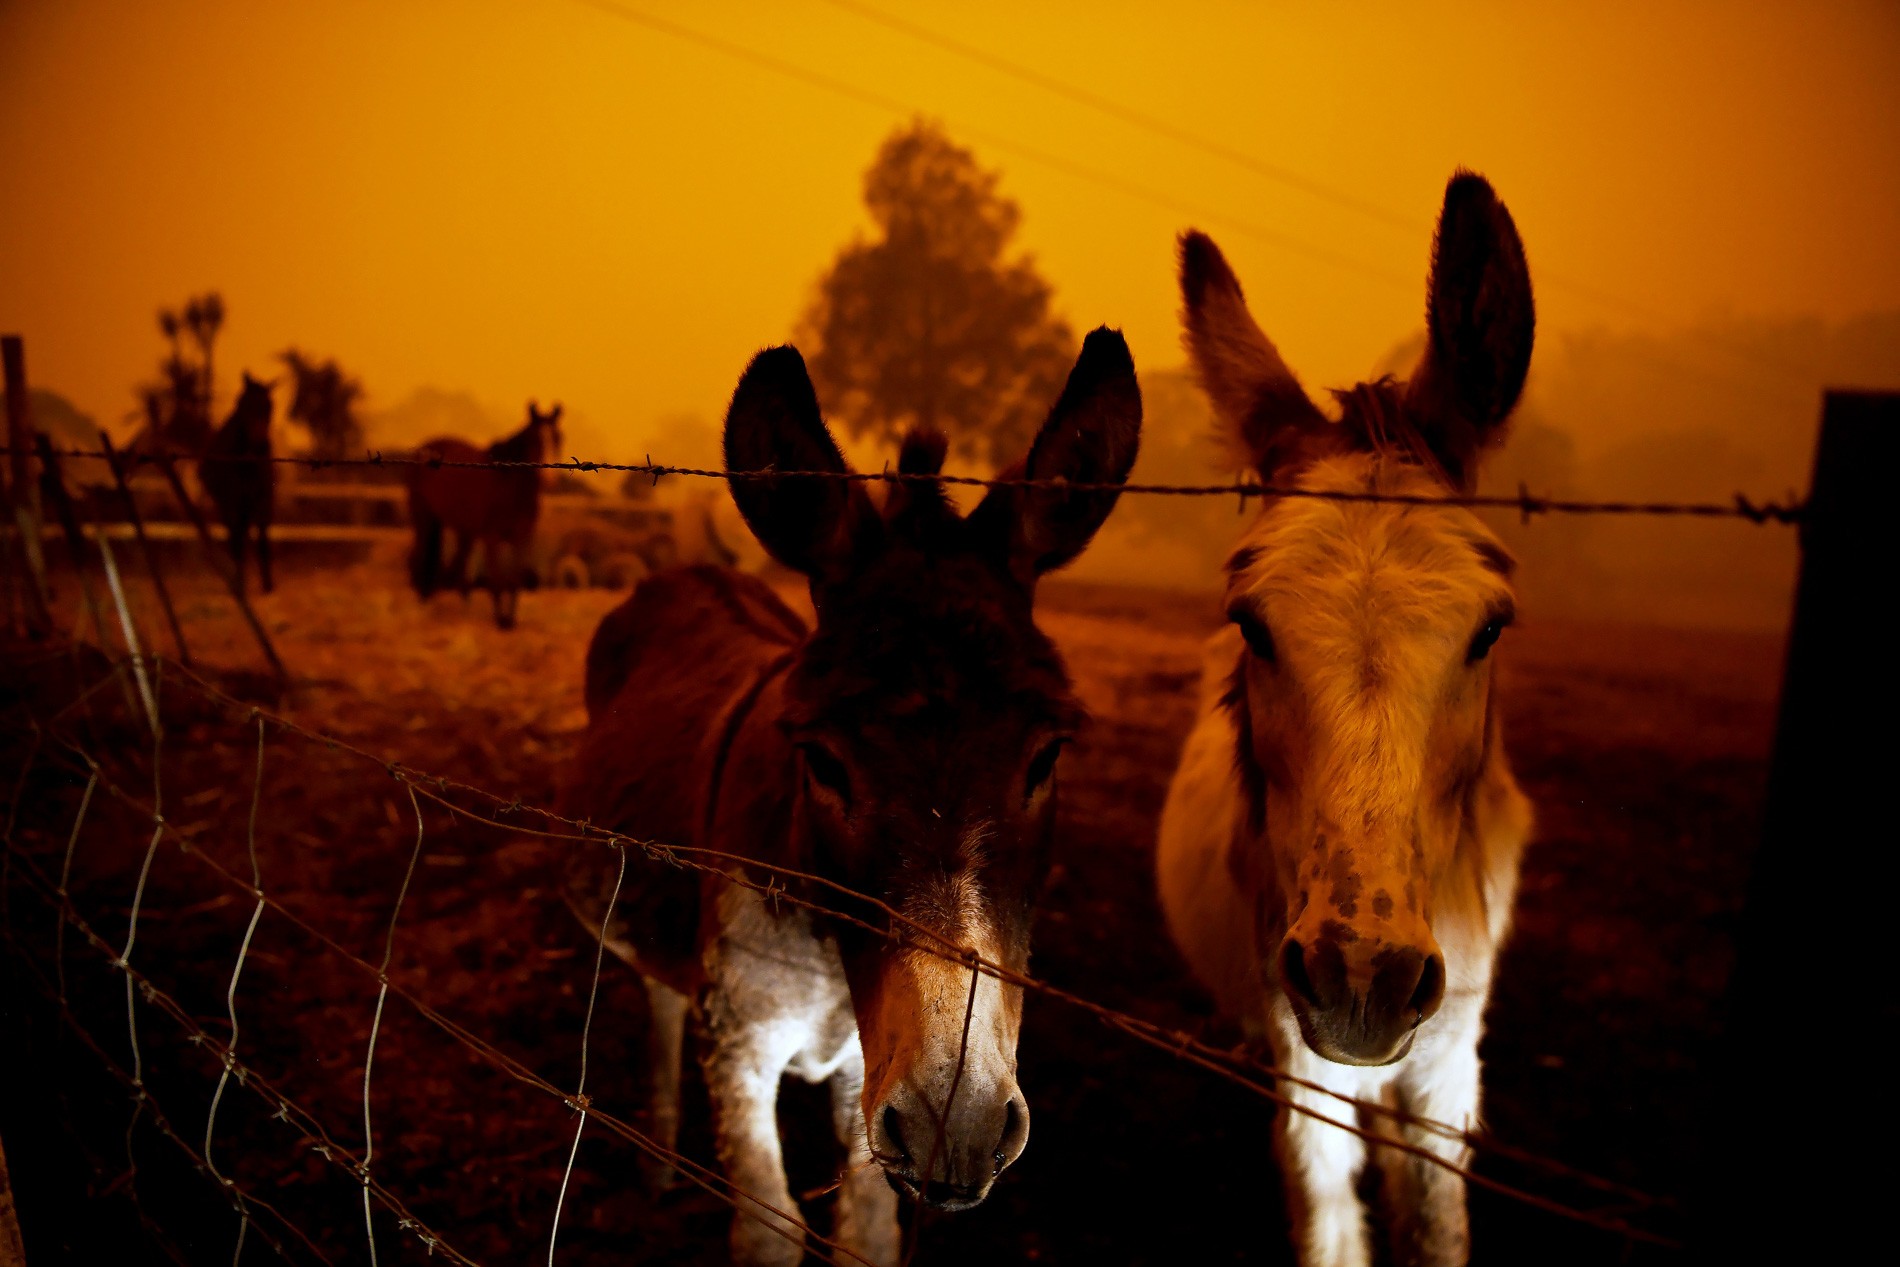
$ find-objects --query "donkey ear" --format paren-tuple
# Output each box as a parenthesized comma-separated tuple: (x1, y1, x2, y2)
(1404, 172, 1535, 488)
(1179, 231, 1328, 478)
(724, 346, 870, 576)
(973, 328, 1141, 577)
(546, 402, 563, 423)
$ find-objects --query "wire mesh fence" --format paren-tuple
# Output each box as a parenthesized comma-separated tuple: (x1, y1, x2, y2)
(0, 430, 1775, 1262)
(0, 638, 1684, 1263)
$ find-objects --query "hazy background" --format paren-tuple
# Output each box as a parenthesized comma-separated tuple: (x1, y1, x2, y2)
(4, 0, 1897, 627)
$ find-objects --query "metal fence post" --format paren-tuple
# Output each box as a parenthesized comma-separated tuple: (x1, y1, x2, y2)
(1699, 391, 1897, 1261)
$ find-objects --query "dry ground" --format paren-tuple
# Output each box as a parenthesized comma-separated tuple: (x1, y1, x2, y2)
(0, 554, 1781, 1265)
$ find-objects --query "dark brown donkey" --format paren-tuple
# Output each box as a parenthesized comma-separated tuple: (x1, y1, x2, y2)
(564, 330, 1140, 1266)
(406, 401, 562, 628)
(198, 372, 277, 594)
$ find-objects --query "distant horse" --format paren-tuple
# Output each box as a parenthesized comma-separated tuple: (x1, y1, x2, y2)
(563, 331, 1140, 1266)
(1157, 173, 1536, 1267)
(199, 372, 277, 595)
(407, 401, 562, 629)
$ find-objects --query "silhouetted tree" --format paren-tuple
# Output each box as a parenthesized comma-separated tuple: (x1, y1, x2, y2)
(797, 121, 1076, 465)
(279, 348, 365, 461)
(133, 291, 225, 451)
(184, 292, 225, 414)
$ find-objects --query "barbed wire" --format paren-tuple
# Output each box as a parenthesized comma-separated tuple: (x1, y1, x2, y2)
(9, 443, 1805, 523)
(145, 655, 1680, 1245)
(3, 836, 470, 1265)
(3, 647, 1682, 1258)
(6, 945, 330, 1266)
(11, 687, 884, 1267)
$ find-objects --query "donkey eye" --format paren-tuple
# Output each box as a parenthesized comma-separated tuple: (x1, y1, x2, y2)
(1228, 606, 1276, 664)
(1467, 613, 1513, 663)
(800, 744, 852, 804)
(1025, 739, 1066, 800)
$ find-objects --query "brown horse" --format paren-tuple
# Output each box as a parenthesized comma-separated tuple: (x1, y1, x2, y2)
(1157, 173, 1536, 1267)
(563, 331, 1141, 1265)
(199, 372, 277, 595)
(407, 401, 562, 628)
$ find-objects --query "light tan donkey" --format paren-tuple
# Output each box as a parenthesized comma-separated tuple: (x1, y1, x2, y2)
(1157, 172, 1537, 1267)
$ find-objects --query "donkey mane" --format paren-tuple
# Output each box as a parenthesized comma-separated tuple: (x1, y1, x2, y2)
(487, 420, 548, 463)
(1328, 377, 1450, 485)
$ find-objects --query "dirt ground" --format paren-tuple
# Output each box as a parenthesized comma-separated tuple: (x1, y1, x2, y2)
(0, 553, 1782, 1265)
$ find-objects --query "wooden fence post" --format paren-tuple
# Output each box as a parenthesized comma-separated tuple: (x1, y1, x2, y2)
(1698, 391, 1897, 1261)
(96, 433, 191, 665)
(149, 447, 286, 682)
(0, 1133, 26, 1267)
(2, 335, 53, 639)
(34, 434, 114, 653)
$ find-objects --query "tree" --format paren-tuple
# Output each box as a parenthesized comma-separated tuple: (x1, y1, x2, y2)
(183, 292, 225, 415)
(797, 121, 1076, 466)
(279, 348, 366, 461)
(132, 291, 224, 451)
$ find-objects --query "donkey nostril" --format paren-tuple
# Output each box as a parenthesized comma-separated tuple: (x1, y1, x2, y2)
(882, 1105, 911, 1164)
(993, 1097, 1029, 1173)
(1409, 953, 1447, 1023)
(1280, 938, 1321, 1009)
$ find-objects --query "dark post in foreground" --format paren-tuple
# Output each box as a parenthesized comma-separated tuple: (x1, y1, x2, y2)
(146, 440, 285, 681)
(2, 335, 53, 638)
(96, 431, 192, 664)
(1700, 391, 1897, 1261)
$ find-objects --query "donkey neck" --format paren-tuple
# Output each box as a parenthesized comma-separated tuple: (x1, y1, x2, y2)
(211, 401, 270, 455)
(699, 648, 801, 858)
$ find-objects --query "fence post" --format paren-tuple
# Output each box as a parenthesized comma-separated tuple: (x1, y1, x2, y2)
(34, 433, 113, 651)
(149, 446, 286, 682)
(1698, 391, 1897, 1261)
(3, 335, 54, 639)
(95, 432, 191, 665)
(0, 1134, 25, 1267)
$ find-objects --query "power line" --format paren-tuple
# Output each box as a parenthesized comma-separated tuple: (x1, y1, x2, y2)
(564, 0, 1417, 291)
(566, 0, 1823, 410)
(817, 0, 1830, 396)
(820, 0, 1420, 234)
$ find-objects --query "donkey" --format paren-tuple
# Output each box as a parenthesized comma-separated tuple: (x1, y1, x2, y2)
(407, 400, 562, 628)
(1156, 172, 1536, 1267)
(198, 372, 278, 595)
(563, 330, 1140, 1266)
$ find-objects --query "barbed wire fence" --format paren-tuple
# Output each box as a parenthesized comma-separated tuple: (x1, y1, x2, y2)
(0, 431, 1806, 1262)
(6, 444, 1811, 524)
(2, 646, 1685, 1264)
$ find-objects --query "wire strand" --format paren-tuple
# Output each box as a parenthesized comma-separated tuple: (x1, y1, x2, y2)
(11, 443, 1806, 524)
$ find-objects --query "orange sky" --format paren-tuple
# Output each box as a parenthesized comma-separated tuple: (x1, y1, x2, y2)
(3, 0, 1896, 462)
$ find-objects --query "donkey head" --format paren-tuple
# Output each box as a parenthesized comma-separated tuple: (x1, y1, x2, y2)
(234, 372, 276, 441)
(525, 400, 564, 473)
(724, 329, 1141, 1208)
(1181, 172, 1533, 1066)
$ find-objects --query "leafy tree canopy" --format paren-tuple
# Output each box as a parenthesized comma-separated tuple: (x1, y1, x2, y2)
(280, 348, 365, 461)
(797, 121, 1076, 466)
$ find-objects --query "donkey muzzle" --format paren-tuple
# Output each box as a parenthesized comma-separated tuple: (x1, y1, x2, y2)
(869, 1080, 1030, 1211)
(1279, 930, 1446, 1066)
